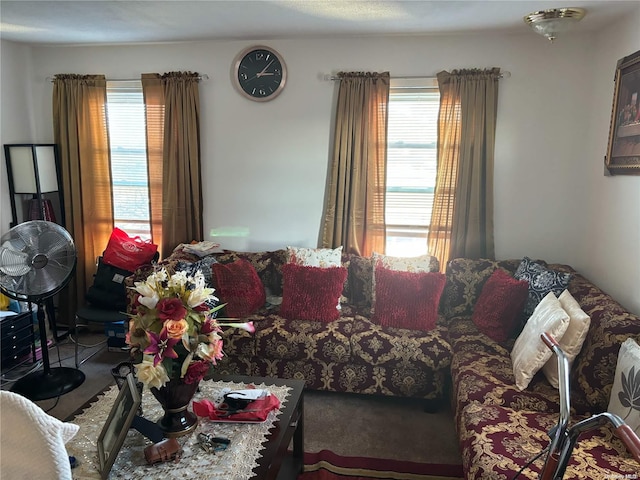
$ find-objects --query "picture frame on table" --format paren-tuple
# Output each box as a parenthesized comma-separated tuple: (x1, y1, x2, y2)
(97, 372, 142, 479)
(605, 49, 640, 175)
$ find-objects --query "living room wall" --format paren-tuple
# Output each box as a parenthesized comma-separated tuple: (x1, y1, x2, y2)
(0, 6, 638, 314)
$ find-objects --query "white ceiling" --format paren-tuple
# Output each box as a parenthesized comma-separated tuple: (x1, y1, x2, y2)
(0, 0, 637, 46)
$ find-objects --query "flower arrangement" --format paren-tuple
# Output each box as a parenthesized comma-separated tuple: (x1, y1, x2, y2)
(126, 267, 254, 389)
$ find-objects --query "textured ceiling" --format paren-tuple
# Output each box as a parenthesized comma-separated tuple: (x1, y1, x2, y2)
(0, 1, 637, 46)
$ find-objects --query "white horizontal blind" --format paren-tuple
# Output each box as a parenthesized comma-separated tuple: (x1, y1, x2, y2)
(106, 81, 151, 238)
(386, 84, 439, 257)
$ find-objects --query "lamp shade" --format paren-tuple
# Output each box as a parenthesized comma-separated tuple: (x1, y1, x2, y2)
(8, 145, 59, 193)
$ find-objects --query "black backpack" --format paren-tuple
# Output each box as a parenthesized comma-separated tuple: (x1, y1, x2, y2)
(85, 257, 133, 311)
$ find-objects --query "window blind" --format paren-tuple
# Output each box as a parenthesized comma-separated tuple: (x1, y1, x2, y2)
(105, 81, 151, 238)
(386, 87, 439, 230)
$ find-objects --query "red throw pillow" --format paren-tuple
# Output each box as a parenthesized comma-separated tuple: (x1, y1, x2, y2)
(279, 263, 348, 322)
(212, 259, 266, 317)
(472, 268, 529, 342)
(372, 266, 446, 331)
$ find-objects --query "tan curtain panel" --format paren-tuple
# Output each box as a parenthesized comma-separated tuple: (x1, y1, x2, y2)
(142, 72, 203, 258)
(428, 68, 500, 270)
(52, 74, 112, 321)
(321, 72, 390, 257)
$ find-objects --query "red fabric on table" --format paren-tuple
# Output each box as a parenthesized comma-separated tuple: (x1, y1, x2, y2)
(193, 394, 280, 422)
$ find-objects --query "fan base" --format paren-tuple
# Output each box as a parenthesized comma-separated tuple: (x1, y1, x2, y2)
(11, 367, 86, 401)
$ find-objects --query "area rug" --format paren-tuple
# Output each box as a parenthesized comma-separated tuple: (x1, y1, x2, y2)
(298, 450, 464, 480)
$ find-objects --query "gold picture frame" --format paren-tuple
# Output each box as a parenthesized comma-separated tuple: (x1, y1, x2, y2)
(605, 49, 640, 175)
(97, 372, 142, 479)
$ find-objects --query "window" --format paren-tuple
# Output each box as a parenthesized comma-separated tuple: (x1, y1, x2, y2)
(105, 81, 151, 238)
(385, 79, 439, 257)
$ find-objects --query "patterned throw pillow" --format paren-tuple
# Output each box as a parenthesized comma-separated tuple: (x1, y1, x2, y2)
(372, 266, 446, 331)
(607, 338, 640, 435)
(471, 269, 529, 342)
(279, 263, 348, 322)
(286, 246, 342, 267)
(541, 289, 591, 388)
(515, 257, 572, 318)
(511, 291, 570, 391)
(212, 259, 266, 317)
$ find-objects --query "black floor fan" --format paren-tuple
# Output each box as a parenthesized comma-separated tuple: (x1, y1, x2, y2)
(0, 220, 85, 401)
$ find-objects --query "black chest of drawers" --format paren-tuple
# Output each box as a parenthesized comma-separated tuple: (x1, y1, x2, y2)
(1, 311, 35, 368)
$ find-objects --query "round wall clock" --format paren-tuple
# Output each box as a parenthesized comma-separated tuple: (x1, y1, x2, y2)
(232, 45, 287, 102)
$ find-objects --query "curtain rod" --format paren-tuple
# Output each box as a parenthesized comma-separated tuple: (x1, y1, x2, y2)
(46, 74, 209, 82)
(322, 71, 511, 81)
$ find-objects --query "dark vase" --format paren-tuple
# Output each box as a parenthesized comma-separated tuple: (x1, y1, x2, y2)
(150, 378, 200, 437)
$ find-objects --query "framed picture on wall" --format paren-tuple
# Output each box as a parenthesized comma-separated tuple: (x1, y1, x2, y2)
(605, 49, 640, 175)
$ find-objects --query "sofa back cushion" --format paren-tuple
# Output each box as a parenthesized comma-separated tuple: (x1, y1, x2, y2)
(567, 269, 640, 413)
(440, 258, 523, 320)
(214, 249, 287, 296)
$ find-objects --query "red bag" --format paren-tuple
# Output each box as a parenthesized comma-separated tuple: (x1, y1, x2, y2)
(102, 228, 158, 271)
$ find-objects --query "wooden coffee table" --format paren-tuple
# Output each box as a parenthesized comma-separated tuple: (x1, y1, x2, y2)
(210, 375, 305, 480)
(67, 374, 305, 479)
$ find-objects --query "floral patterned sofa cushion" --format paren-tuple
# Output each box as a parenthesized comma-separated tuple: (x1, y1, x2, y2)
(459, 402, 640, 480)
(566, 270, 640, 414)
(254, 314, 353, 364)
(448, 317, 562, 429)
(349, 316, 451, 370)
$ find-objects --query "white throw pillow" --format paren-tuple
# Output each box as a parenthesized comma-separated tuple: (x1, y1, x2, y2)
(607, 338, 640, 435)
(511, 291, 571, 391)
(286, 246, 342, 268)
(542, 290, 591, 388)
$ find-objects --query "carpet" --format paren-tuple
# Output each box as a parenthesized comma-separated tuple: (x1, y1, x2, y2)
(299, 450, 464, 480)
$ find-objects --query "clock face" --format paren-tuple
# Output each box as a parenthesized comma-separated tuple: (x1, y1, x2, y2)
(233, 46, 287, 101)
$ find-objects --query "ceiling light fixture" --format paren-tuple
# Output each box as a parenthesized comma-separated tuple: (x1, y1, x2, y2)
(524, 7, 586, 43)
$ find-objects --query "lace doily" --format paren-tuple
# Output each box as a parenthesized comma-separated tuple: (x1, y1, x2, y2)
(67, 379, 291, 479)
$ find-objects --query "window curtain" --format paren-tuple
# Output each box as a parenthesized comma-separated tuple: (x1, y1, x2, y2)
(320, 72, 389, 256)
(141, 72, 203, 258)
(428, 68, 500, 270)
(52, 74, 113, 320)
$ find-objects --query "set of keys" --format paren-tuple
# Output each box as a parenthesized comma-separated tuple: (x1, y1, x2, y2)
(197, 432, 231, 453)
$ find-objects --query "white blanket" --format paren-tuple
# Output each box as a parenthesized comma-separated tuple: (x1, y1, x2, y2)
(0, 391, 79, 480)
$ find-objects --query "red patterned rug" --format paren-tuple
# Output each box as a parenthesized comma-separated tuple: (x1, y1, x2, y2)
(298, 450, 464, 480)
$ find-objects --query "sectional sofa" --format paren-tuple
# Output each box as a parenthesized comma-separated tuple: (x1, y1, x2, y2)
(125, 247, 452, 406)
(125, 248, 640, 478)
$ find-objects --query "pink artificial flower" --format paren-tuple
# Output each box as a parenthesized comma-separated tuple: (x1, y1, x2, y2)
(200, 318, 220, 335)
(144, 329, 180, 366)
(157, 297, 187, 321)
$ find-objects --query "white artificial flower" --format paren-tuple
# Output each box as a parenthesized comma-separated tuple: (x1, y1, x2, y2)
(133, 280, 156, 298)
(139, 293, 159, 309)
(168, 270, 188, 289)
(134, 358, 169, 389)
(187, 287, 216, 308)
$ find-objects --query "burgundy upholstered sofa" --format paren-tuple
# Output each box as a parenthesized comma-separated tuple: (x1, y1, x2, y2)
(125, 247, 452, 404)
(441, 258, 640, 479)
